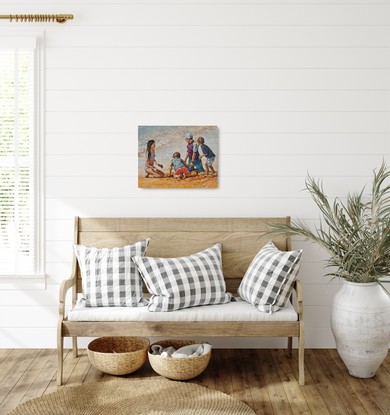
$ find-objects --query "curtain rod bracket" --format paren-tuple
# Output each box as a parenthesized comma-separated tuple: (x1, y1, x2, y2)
(0, 14, 74, 24)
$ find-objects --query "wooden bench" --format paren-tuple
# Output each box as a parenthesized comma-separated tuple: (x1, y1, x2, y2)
(57, 217, 304, 385)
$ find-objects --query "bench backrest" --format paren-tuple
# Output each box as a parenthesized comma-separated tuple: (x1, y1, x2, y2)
(72, 217, 291, 294)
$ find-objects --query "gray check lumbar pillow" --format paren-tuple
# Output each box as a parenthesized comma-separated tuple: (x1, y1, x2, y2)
(132, 243, 232, 312)
(238, 241, 302, 313)
(73, 239, 150, 307)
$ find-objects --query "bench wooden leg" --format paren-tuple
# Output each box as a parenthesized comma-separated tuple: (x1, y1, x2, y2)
(298, 322, 305, 385)
(287, 337, 293, 358)
(72, 336, 78, 358)
(57, 329, 64, 386)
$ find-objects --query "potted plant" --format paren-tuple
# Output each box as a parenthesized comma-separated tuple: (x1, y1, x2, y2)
(269, 162, 390, 378)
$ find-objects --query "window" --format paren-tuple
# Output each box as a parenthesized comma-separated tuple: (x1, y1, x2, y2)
(0, 35, 44, 280)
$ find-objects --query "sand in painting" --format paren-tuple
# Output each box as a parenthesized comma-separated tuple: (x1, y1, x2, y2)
(138, 173, 218, 189)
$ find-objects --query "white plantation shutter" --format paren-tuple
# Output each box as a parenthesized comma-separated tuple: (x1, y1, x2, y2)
(0, 35, 44, 277)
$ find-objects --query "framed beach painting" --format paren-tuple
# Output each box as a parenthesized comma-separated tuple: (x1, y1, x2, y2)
(138, 126, 218, 189)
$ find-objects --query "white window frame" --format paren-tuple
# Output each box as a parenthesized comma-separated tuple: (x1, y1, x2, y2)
(0, 32, 45, 289)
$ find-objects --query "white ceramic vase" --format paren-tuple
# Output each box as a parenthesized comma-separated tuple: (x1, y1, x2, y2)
(331, 281, 390, 378)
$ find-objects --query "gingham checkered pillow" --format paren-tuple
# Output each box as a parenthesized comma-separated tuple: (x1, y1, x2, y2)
(73, 239, 150, 307)
(238, 241, 302, 313)
(132, 243, 232, 312)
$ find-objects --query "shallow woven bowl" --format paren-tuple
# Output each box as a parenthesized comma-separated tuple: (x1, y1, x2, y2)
(148, 339, 211, 380)
(87, 336, 150, 375)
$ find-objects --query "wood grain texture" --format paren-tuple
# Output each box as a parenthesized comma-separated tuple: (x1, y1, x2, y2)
(62, 320, 300, 338)
(1, 349, 389, 415)
(78, 217, 290, 232)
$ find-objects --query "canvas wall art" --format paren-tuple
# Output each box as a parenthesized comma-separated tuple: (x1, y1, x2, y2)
(138, 126, 218, 188)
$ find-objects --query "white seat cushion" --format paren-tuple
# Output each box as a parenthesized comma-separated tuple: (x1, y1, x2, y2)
(67, 297, 297, 322)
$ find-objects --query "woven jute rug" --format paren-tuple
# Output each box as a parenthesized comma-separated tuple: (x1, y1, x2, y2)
(8, 377, 256, 415)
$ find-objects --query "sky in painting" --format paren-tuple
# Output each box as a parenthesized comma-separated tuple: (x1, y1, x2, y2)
(138, 126, 218, 175)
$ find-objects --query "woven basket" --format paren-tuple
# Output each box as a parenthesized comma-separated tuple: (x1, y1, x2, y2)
(148, 339, 211, 380)
(87, 336, 150, 375)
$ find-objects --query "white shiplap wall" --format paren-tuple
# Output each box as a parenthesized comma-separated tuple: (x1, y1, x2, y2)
(1, 0, 389, 348)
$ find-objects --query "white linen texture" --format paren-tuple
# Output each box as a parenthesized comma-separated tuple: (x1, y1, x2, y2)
(73, 239, 150, 307)
(150, 343, 211, 358)
(67, 296, 298, 322)
(132, 243, 232, 312)
(238, 241, 302, 313)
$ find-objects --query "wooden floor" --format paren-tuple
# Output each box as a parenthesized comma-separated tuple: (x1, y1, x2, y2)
(0, 349, 389, 415)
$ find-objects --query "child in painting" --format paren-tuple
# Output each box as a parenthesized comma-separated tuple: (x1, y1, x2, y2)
(145, 140, 165, 178)
(184, 133, 194, 167)
(169, 152, 191, 179)
(184, 132, 204, 174)
(196, 136, 217, 176)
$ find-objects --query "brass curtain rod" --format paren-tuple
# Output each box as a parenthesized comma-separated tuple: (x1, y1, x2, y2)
(0, 14, 74, 23)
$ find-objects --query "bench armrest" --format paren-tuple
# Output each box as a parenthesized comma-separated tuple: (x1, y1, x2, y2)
(59, 275, 77, 319)
(293, 279, 303, 321)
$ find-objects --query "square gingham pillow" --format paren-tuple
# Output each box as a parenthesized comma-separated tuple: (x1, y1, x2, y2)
(238, 241, 302, 313)
(132, 243, 232, 312)
(73, 239, 150, 307)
